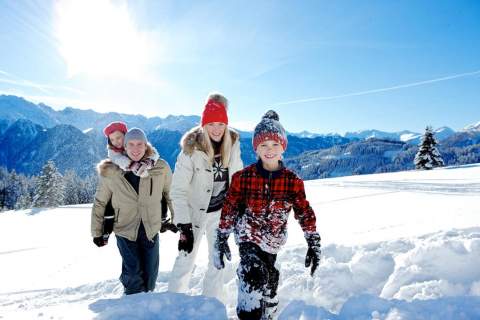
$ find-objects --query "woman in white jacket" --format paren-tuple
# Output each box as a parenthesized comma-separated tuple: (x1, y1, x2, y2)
(168, 92, 243, 300)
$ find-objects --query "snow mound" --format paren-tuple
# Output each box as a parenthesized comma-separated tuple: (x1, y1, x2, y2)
(280, 294, 480, 320)
(89, 292, 226, 320)
(276, 228, 480, 317)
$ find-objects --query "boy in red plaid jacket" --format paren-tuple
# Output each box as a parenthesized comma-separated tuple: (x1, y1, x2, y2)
(213, 110, 322, 320)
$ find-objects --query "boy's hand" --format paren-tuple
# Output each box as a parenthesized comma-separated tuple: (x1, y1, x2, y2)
(305, 232, 321, 276)
(213, 230, 231, 269)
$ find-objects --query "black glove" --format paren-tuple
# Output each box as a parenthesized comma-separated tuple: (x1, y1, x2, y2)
(305, 232, 321, 276)
(178, 223, 194, 253)
(93, 235, 109, 247)
(213, 230, 231, 270)
(160, 219, 178, 233)
(103, 200, 115, 235)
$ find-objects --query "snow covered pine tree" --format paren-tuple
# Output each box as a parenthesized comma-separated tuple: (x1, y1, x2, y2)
(414, 126, 445, 170)
(33, 160, 65, 208)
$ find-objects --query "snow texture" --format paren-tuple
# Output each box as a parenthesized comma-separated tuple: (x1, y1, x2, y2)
(0, 164, 479, 319)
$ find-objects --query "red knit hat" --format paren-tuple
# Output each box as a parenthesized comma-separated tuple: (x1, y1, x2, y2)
(201, 100, 228, 127)
(103, 121, 128, 137)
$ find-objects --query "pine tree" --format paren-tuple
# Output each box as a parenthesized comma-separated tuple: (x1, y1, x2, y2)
(15, 193, 32, 210)
(33, 160, 65, 208)
(63, 169, 80, 205)
(0, 167, 8, 210)
(78, 174, 98, 204)
(414, 126, 445, 170)
(4, 171, 24, 209)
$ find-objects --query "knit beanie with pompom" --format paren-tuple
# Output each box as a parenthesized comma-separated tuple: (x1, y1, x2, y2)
(252, 110, 287, 151)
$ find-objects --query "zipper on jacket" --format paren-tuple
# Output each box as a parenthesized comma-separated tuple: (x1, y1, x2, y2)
(150, 178, 153, 196)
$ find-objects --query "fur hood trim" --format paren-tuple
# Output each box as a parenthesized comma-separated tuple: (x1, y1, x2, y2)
(180, 126, 239, 155)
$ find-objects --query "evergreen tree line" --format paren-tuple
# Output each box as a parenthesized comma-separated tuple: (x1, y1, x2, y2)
(0, 160, 98, 211)
(0, 126, 459, 211)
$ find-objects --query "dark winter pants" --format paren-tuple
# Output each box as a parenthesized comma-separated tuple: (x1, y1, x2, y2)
(116, 223, 159, 295)
(237, 242, 279, 320)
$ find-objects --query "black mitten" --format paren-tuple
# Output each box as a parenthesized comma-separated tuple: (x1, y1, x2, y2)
(305, 232, 321, 276)
(213, 230, 231, 269)
(178, 223, 194, 253)
(93, 236, 107, 247)
(160, 219, 178, 233)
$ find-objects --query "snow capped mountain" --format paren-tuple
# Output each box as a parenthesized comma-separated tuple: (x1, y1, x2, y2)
(403, 126, 456, 145)
(1, 94, 479, 181)
(17, 123, 104, 177)
(434, 126, 456, 139)
(0, 119, 43, 167)
(0, 94, 200, 134)
(0, 95, 59, 128)
(463, 120, 480, 132)
(151, 114, 201, 133)
(288, 130, 339, 138)
(345, 127, 455, 145)
(344, 129, 421, 142)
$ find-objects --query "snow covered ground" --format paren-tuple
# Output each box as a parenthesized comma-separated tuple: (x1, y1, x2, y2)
(1, 164, 479, 319)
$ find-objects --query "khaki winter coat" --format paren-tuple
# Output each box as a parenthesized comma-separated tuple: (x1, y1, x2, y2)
(91, 149, 173, 241)
(171, 126, 243, 226)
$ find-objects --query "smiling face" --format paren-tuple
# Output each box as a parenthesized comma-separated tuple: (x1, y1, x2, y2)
(125, 139, 146, 161)
(205, 122, 226, 142)
(108, 130, 125, 149)
(256, 139, 285, 171)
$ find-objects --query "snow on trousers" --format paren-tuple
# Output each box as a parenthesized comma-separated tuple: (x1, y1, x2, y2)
(116, 223, 159, 295)
(237, 242, 279, 320)
(168, 210, 225, 299)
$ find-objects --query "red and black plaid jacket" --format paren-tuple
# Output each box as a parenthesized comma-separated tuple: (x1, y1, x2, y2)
(219, 161, 317, 254)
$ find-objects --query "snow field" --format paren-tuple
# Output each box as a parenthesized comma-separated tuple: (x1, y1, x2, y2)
(0, 164, 479, 319)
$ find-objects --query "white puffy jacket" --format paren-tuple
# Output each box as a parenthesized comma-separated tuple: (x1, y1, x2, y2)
(171, 126, 243, 226)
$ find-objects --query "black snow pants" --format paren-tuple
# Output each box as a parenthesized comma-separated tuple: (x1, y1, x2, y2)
(237, 242, 280, 320)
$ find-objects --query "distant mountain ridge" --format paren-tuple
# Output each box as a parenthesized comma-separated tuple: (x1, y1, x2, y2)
(1, 94, 479, 180)
(343, 127, 456, 145)
(0, 94, 468, 142)
(0, 95, 200, 134)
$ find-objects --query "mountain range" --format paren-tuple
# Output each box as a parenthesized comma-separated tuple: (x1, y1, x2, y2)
(0, 94, 479, 179)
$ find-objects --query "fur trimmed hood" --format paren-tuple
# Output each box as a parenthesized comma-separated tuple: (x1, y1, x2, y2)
(180, 126, 239, 155)
(97, 159, 121, 177)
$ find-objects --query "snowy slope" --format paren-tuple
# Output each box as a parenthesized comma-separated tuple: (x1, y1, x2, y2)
(1, 164, 479, 319)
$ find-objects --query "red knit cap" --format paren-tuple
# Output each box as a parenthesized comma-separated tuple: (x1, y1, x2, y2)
(201, 100, 228, 126)
(103, 121, 128, 137)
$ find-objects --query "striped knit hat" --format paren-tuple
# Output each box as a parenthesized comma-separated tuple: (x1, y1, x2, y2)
(252, 110, 287, 151)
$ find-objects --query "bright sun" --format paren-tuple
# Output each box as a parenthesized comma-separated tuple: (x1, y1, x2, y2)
(55, 0, 150, 78)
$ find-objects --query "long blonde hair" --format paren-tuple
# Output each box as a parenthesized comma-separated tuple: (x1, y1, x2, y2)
(202, 126, 233, 168)
(201, 92, 232, 167)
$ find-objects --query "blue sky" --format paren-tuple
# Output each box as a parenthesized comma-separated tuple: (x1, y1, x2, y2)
(1, 0, 479, 134)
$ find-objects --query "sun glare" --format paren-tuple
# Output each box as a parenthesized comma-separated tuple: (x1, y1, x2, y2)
(55, 0, 150, 78)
